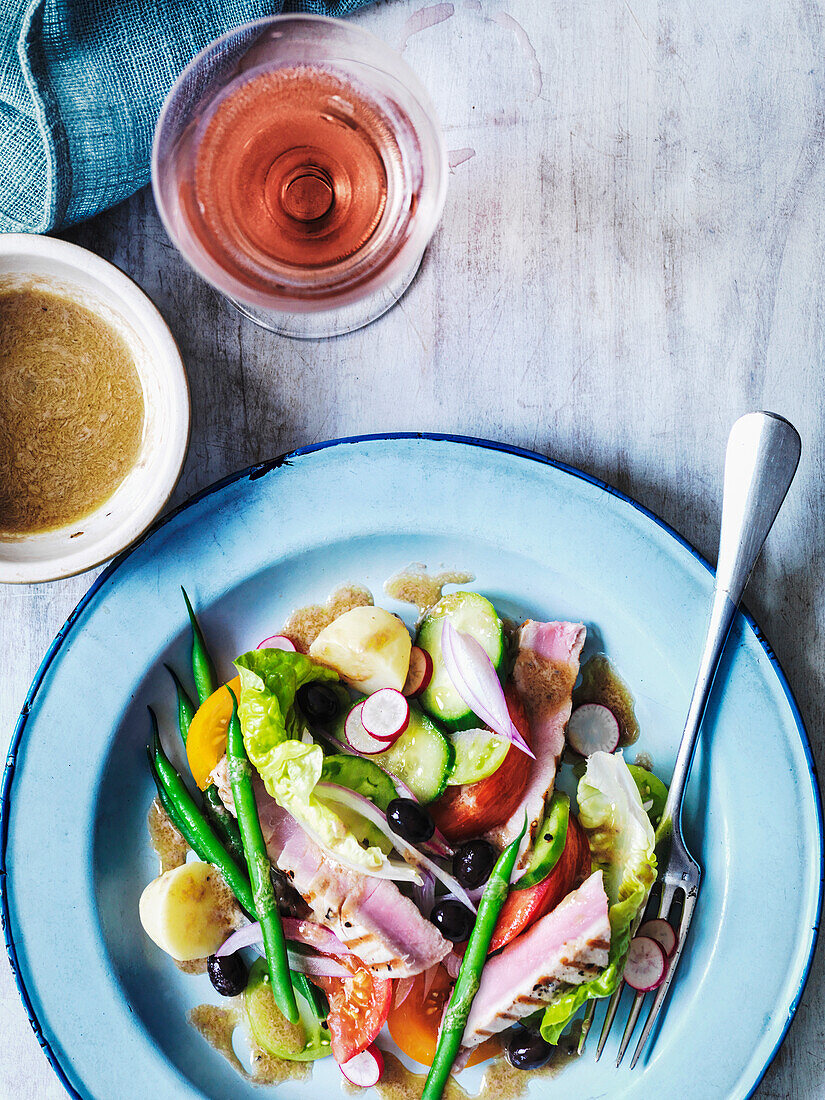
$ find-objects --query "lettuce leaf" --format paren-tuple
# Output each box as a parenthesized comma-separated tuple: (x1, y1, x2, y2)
(233, 649, 401, 874)
(234, 648, 337, 773)
(257, 740, 389, 872)
(540, 752, 657, 1044)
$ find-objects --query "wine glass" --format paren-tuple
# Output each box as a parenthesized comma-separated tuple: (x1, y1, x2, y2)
(152, 15, 447, 339)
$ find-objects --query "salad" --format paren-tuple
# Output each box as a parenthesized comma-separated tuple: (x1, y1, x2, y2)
(140, 578, 670, 1096)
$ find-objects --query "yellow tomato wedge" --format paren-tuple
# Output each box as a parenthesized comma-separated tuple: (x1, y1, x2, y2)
(186, 675, 241, 789)
(386, 966, 499, 1069)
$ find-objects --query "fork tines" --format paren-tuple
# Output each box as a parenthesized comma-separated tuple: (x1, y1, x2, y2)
(594, 863, 700, 1069)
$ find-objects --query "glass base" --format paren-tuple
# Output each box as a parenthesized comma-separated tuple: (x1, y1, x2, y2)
(226, 249, 424, 338)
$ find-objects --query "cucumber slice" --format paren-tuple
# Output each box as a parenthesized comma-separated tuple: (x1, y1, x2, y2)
(320, 753, 397, 811)
(416, 592, 505, 731)
(244, 959, 331, 1062)
(447, 728, 510, 785)
(329, 699, 453, 803)
(376, 705, 454, 803)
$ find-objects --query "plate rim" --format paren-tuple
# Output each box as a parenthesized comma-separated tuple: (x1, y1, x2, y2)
(1, 430, 821, 1100)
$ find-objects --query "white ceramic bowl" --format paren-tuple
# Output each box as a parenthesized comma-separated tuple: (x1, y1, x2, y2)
(0, 235, 190, 583)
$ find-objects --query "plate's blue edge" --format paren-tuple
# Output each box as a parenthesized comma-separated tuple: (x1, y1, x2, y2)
(0, 431, 821, 1100)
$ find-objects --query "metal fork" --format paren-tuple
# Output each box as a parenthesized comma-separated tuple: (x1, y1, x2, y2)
(592, 411, 801, 1069)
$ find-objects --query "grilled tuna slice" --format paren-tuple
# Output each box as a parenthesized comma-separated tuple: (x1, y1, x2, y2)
(456, 870, 610, 1062)
(485, 620, 586, 860)
(210, 757, 450, 977)
(276, 827, 450, 977)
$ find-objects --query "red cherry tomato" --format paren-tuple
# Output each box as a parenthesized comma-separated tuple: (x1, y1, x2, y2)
(314, 955, 392, 1064)
(430, 684, 533, 842)
(488, 811, 592, 953)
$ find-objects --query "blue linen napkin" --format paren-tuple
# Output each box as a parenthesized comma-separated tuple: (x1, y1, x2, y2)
(0, 1, 376, 234)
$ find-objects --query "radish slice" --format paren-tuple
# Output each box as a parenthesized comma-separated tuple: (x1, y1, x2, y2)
(339, 1045, 384, 1087)
(567, 703, 620, 755)
(403, 646, 433, 696)
(361, 688, 410, 743)
(256, 634, 296, 652)
(441, 621, 534, 758)
(638, 918, 677, 958)
(623, 935, 667, 991)
(345, 701, 392, 754)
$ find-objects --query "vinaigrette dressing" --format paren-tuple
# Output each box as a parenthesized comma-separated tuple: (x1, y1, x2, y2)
(0, 284, 144, 536)
(283, 583, 374, 652)
(349, 1048, 579, 1100)
(573, 653, 640, 747)
(147, 798, 188, 875)
(188, 1003, 312, 1086)
(384, 564, 475, 617)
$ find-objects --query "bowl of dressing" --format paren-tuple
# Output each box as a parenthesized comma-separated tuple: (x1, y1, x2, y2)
(0, 235, 190, 583)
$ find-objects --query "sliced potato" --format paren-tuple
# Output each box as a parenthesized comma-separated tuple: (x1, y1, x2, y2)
(309, 606, 411, 694)
(139, 860, 237, 961)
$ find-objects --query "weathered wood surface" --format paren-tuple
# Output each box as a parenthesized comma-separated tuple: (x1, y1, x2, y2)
(1, 0, 823, 1096)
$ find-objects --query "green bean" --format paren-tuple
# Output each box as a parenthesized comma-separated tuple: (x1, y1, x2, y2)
(149, 708, 255, 917)
(203, 782, 247, 867)
(164, 659, 244, 863)
(422, 816, 529, 1100)
(147, 748, 208, 860)
(164, 664, 196, 744)
(292, 971, 325, 1024)
(226, 689, 298, 1024)
(181, 587, 216, 705)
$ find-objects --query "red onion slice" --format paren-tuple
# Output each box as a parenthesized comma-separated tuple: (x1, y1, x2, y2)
(216, 922, 264, 957)
(312, 728, 454, 857)
(287, 950, 351, 979)
(217, 918, 350, 960)
(283, 919, 349, 956)
(444, 950, 462, 979)
(316, 783, 477, 912)
(441, 621, 534, 758)
(394, 976, 415, 1008)
(412, 868, 436, 917)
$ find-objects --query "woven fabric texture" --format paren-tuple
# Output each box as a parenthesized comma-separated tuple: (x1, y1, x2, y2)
(0, 0, 376, 233)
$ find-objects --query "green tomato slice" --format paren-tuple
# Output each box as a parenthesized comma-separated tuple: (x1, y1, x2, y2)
(627, 764, 668, 829)
(513, 792, 571, 891)
(244, 959, 331, 1062)
(447, 728, 511, 785)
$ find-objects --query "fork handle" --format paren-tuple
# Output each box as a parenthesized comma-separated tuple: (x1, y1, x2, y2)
(660, 412, 801, 837)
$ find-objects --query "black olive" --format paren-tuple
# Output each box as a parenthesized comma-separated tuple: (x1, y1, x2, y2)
(452, 839, 498, 890)
(207, 952, 248, 997)
(386, 798, 435, 844)
(297, 682, 341, 724)
(430, 899, 475, 943)
(505, 1028, 553, 1070)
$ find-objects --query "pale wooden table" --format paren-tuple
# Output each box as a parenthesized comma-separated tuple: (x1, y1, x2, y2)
(2, 1, 823, 1096)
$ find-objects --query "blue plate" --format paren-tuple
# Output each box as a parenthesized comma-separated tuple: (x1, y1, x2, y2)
(2, 435, 821, 1100)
